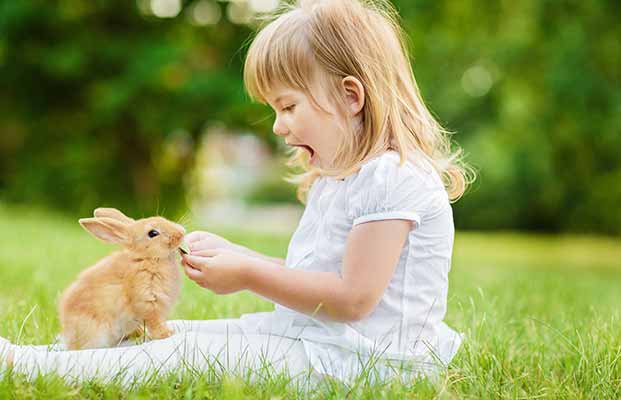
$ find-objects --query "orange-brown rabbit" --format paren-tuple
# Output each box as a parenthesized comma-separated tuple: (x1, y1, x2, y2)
(59, 207, 186, 350)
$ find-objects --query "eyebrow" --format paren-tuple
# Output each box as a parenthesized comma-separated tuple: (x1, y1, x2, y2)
(272, 93, 295, 106)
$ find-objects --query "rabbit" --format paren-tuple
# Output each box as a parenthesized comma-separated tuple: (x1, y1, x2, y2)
(58, 207, 187, 350)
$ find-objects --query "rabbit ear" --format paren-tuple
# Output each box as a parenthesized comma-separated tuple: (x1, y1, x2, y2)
(93, 208, 135, 224)
(79, 217, 129, 244)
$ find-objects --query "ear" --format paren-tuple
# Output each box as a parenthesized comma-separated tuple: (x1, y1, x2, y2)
(79, 217, 129, 244)
(93, 208, 135, 224)
(341, 76, 365, 116)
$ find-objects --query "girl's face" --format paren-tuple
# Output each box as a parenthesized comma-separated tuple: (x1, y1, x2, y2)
(266, 84, 345, 168)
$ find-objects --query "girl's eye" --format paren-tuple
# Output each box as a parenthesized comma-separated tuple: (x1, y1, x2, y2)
(148, 229, 160, 238)
(282, 104, 295, 112)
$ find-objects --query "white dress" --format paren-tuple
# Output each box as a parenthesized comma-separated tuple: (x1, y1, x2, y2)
(3, 150, 461, 385)
(239, 150, 463, 382)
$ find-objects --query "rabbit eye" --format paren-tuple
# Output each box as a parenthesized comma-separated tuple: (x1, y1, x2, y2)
(148, 229, 160, 238)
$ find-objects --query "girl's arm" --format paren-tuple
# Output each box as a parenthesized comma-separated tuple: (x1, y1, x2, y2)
(232, 244, 286, 266)
(244, 219, 411, 322)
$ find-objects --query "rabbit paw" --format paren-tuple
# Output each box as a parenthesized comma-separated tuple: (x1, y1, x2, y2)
(149, 325, 174, 340)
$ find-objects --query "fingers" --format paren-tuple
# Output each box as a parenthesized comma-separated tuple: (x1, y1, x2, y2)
(189, 239, 214, 252)
(184, 231, 211, 244)
(190, 249, 221, 257)
(182, 253, 217, 270)
(184, 264, 203, 281)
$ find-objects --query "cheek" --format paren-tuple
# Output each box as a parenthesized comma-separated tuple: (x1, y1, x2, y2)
(295, 106, 337, 150)
(292, 113, 314, 141)
(317, 118, 342, 148)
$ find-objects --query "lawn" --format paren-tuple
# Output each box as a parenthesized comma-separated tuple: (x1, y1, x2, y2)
(1, 204, 620, 398)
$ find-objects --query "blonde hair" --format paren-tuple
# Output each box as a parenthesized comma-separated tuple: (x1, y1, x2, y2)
(244, 0, 475, 203)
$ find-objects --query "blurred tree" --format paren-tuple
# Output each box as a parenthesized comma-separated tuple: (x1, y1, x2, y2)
(393, 0, 621, 234)
(0, 0, 273, 217)
(0, 0, 619, 233)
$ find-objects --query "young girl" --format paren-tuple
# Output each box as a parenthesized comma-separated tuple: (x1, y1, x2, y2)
(1, 0, 472, 385)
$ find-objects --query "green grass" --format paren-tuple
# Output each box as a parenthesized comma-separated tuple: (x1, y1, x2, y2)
(1, 204, 620, 398)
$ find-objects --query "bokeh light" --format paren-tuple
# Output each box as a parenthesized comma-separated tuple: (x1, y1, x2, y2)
(227, 1, 253, 25)
(248, 0, 280, 13)
(150, 0, 182, 18)
(461, 65, 493, 97)
(188, 0, 222, 26)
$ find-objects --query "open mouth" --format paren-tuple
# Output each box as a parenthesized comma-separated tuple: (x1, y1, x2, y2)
(290, 144, 315, 159)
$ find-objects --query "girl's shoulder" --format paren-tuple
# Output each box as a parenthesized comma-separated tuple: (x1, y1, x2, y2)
(343, 150, 448, 225)
(346, 150, 443, 191)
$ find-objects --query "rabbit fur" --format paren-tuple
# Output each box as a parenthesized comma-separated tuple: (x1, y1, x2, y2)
(58, 207, 186, 350)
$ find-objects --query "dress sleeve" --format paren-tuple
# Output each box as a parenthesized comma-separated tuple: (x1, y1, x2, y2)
(346, 154, 443, 227)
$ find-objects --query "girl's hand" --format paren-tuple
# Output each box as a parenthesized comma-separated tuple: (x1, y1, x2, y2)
(185, 230, 235, 253)
(181, 249, 255, 295)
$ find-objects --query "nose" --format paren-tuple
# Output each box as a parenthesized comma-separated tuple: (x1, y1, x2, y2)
(272, 115, 288, 137)
(174, 223, 186, 234)
(171, 231, 184, 243)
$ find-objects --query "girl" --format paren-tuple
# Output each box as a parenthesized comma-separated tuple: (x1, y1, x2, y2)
(1, 0, 473, 385)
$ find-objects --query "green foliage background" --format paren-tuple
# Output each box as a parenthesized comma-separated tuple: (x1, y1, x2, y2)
(1, 0, 619, 233)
